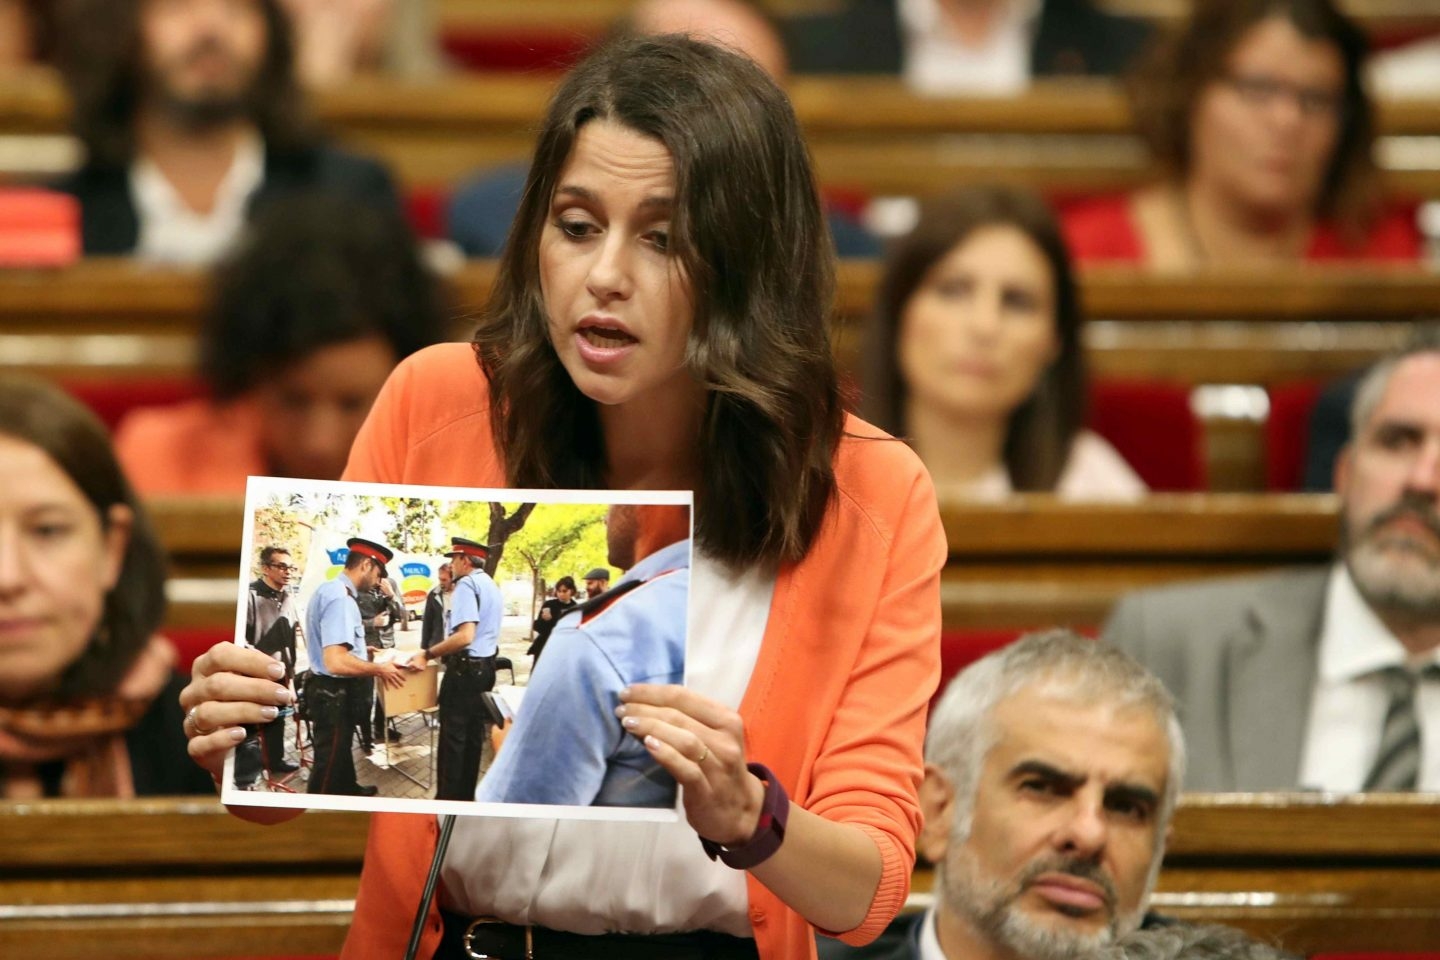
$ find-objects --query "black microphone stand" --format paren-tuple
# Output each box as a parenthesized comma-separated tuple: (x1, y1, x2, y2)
(403, 813, 458, 960)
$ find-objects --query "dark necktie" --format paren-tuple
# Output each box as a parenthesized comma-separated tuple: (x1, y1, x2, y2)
(1362, 664, 1439, 791)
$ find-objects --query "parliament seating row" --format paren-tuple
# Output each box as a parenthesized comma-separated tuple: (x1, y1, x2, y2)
(4, 72, 1440, 199)
(2, 260, 1426, 383)
(2, 793, 1435, 959)
(430, 1, 1440, 73)
(3, 259, 1424, 490)
(148, 493, 1340, 670)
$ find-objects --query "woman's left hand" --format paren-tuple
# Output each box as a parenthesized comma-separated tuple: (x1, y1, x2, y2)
(617, 684, 765, 846)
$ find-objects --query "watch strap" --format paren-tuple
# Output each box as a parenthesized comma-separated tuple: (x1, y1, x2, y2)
(700, 762, 789, 869)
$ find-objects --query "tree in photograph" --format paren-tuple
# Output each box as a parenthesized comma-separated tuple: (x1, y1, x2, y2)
(498, 504, 608, 625)
(443, 500, 535, 575)
(251, 500, 312, 579)
(378, 496, 444, 554)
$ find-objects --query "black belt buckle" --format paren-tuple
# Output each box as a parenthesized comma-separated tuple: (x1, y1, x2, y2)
(463, 917, 532, 960)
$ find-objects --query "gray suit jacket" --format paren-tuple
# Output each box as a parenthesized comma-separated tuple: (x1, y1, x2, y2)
(1103, 567, 1331, 792)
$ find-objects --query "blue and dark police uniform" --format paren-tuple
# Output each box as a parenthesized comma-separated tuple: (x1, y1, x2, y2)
(303, 538, 392, 797)
(435, 537, 504, 801)
(476, 539, 687, 807)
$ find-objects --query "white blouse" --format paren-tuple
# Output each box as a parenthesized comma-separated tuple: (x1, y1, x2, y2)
(958, 431, 1148, 502)
(439, 551, 776, 935)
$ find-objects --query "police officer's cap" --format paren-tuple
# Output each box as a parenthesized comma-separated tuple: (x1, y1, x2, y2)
(445, 537, 490, 562)
(346, 537, 395, 577)
(583, 567, 611, 582)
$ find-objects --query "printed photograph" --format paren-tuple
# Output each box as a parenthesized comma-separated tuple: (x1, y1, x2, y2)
(222, 477, 693, 821)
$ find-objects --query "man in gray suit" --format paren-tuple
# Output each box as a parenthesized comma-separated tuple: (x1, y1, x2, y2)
(819, 630, 1184, 960)
(1105, 337, 1440, 791)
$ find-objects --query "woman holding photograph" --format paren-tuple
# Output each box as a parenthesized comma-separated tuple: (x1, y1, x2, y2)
(181, 35, 944, 960)
(0, 375, 212, 799)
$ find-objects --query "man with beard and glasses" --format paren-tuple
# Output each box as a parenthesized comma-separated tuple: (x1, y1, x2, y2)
(820, 629, 1184, 960)
(53, 0, 399, 264)
(1105, 333, 1440, 791)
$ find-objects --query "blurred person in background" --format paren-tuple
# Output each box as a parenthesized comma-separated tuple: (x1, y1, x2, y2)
(447, 0, 879, 259)
(279, 0, 444, 90)
(1064, 0, 1419, 267)
(528, 574, 579, 666)
(421, 562, 453, 654)
(0, 0, 55, 69)
(864, 184, 1145, 500)
(114, 193, 447, 493)
(54, 0, 400, 263)
(783, 0, 1151, 95)
(0, 375, 213, 799)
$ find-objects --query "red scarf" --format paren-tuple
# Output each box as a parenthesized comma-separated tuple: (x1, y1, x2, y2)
(0, 636, 176, 799)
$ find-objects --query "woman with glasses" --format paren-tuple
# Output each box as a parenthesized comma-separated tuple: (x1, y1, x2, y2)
(1063, 0, 1420, 267)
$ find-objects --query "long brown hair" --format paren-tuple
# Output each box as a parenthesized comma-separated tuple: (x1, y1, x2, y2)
(863, 185, 1086, 492)
(0, 375, 168, 700)
(1128, 0, 1378, 235)
(55, 0, 311, 168)
(472, 35, 843, 567)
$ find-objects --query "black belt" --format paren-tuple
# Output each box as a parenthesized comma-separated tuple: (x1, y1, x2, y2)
(308, 673, 363, 691)
(437, 909, 759, 960)
(445, 654, 497, 671)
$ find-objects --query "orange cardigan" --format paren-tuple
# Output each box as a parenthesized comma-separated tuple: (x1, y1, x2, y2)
(338, 344, 944, 959)
(114, 398, 266, 495)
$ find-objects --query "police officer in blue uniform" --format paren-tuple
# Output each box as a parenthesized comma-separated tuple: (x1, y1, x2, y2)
(475, 532, 688, 807)
(408, 536, 503, 801)
(304, 537, 407, 796)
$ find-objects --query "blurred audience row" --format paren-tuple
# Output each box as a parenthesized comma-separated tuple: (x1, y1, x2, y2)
(2, 0, 1425, 264)
(6, 0, 1440, 96)
(0, 0, 1417, 503)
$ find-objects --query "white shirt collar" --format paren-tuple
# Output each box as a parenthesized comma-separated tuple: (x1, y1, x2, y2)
(898, 0, 1043, 39)
(129, 130, 265, 266)
(918, 907, 948, 960)
(1317, 563, 1432, 683)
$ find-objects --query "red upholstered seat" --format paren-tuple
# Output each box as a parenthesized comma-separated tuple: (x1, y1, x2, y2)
(60, 377, 205, 434)
(440, 30, 594, 72)
(167, 627, 234, 674)
(404, 187, 448, 240)
(1088, 380, 1205, 492)
(936, 627, 1102, 710)
(1266, 379, 1325, 491)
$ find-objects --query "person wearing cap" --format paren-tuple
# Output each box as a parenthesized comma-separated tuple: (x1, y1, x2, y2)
(304, 536, 408, 796)
(408, 536, 505, 801)
(582, 566, 611, 600)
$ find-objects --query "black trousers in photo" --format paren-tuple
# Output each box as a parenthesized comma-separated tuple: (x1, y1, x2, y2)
(307, 677, 365, 796)
(436, 657, 495, 801)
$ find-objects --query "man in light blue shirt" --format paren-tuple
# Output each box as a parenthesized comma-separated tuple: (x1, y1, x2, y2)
(476, 505, 690, 808)
(410, 536, 504, 800)
(304, 537, 406, 796)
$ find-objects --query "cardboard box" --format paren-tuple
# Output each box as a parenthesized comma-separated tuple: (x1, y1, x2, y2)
(381, 664, 438, 716)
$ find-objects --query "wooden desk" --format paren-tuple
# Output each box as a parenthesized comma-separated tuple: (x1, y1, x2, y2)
(0, 798, 367, 960)
(5, 71, 1440, 196)
(3, 793, 1435, 958)
(1, 260, 1430, 386)
(147, 494, 1340, 631)
(938, 494, 1338, 628)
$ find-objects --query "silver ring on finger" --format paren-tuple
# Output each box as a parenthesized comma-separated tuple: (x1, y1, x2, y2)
(186, 705, 215, 737)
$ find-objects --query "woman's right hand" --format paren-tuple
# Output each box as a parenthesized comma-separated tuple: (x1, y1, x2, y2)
(179, 642, 295, 782)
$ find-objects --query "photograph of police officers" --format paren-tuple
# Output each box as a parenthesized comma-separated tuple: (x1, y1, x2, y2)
(229, 482, 693, 814)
